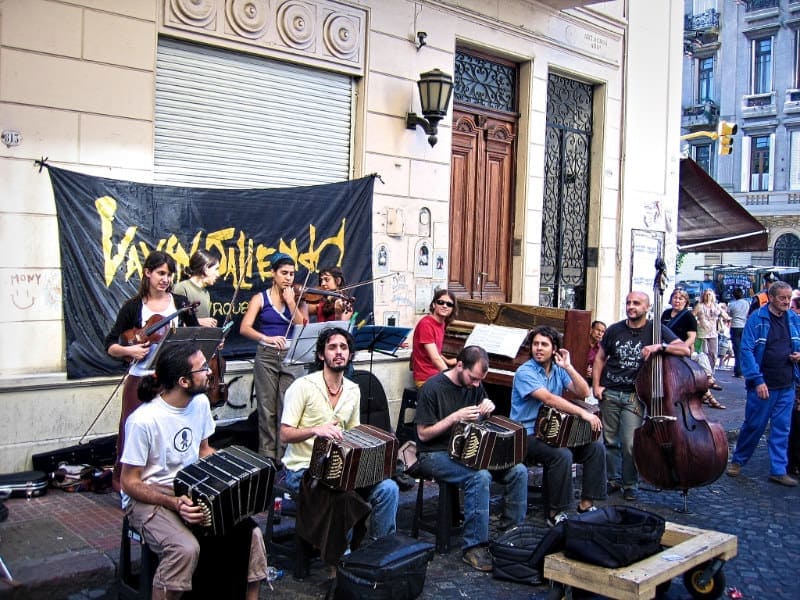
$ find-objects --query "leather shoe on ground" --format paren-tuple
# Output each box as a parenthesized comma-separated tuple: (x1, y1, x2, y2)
(606, 480, 622, 495)
(726, 463, 741, 477)
(462, 546, 493, 572)
(623, 488, 637, 501)
(769, 474, 799, 487)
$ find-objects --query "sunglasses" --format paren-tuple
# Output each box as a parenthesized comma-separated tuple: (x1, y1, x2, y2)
(435, 300, 455, 308)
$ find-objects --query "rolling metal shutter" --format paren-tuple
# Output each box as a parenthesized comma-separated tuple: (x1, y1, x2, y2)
(155, 38, 352, 187)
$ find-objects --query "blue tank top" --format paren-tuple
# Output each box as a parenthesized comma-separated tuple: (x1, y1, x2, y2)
(257, 289, 294, 338)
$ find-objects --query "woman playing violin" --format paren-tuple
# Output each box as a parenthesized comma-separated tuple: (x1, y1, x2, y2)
(312, 265, 355, 323)
(104, 251, 200, 491)
(173, 249, 221, 327)
(240, 252, 306, 464)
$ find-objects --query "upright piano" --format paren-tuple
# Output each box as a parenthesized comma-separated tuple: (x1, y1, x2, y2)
(442, 299, 592, 414)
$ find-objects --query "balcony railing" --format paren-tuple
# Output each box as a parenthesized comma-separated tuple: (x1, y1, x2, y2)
(745, 0, 779, 11)
(685, 9, 720, 32)
(681, 100, 719, 130)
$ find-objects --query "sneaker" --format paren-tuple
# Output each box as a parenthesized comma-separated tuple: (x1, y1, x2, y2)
(462, 546, 493, 572)
(623, 488, 637, 501)
(576, 504, 597, 514)
(769, 474, 799, 487)
(726, 463, 741, 478)
(546, 511, 568, 527)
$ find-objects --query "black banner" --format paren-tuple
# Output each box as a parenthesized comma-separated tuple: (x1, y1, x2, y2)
(47, 166, 375, 378)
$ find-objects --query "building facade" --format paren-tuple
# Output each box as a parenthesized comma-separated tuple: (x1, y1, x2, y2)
(681, 0, 800, 273)
(0, 0, 684, 471)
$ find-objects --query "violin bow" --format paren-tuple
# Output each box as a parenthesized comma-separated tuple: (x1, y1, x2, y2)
(337, 272, 397, 294)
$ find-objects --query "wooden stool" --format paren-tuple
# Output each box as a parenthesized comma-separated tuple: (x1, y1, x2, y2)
(119, 515, 159, 600)
(411, 477, 462, 554)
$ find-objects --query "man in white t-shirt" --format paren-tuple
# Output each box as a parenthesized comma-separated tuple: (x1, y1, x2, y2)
(121, 342, 268, 600)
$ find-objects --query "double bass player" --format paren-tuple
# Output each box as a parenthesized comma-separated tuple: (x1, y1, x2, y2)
(592, 291, 689, 501)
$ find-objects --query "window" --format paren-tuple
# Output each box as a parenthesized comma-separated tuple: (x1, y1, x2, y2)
(750, 135, 771, 191)
(774, 233, 800, 267)
(693, 143, 712, 173)
(790, 130, 800, 190)
(752, 37, 773, 94)
(795, 29, 800, 89)
(697, 57, 714, 102)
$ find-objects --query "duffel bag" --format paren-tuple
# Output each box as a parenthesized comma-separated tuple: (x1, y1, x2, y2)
(564, 505, 665, 568)
(335, 533, 434, 600)
(489, 523, 562, 585)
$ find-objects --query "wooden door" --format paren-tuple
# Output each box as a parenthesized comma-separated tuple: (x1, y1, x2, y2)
(449, 109, 516, 301)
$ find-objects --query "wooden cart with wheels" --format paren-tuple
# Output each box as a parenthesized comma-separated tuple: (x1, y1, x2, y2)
(543, 521, 737, 600)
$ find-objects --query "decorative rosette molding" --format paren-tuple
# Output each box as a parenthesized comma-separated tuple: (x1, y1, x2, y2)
(226, 0, 269, 39)
(276, 1, 316, 50)
(323, 13, 358, 59)
(170, 0, 216, 28)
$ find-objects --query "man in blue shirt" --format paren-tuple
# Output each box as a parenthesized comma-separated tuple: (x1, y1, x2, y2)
(728, 281, 800, 486)
(511, 326, 605, 527)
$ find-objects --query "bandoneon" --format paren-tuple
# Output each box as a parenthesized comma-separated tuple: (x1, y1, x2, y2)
(309, 424, 398, 491)
(535, 400, 600, 448)
(173, 445, 275, 536)
(448, 415, 526, 471)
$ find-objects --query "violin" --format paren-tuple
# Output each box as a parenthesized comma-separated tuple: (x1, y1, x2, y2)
(292, 284, 355, 306)
(119, 302, 200, 346)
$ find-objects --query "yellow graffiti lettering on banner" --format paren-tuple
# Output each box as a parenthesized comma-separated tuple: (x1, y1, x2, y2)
(96, 196, 347, 288)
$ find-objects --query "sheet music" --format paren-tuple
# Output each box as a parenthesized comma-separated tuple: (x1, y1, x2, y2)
(464, 324, 528, 358)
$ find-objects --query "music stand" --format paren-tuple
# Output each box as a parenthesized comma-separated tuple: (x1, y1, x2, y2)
(352, 325, 411, 419)
(142, 327, 224, 370)
(283, 320, 352, 366)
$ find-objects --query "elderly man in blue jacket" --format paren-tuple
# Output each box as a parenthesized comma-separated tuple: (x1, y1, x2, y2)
(728, 281, 800, 486)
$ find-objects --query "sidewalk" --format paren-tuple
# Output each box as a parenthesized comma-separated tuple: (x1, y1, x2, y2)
(2, 367, 798, 599)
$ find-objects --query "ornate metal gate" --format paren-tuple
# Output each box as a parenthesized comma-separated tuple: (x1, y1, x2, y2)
(539, 74, 593, 309)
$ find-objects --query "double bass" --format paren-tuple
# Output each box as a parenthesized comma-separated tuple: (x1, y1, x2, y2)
(633, 258, 728, 492)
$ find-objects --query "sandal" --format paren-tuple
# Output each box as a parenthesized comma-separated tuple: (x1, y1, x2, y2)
(703, 392, 726, 409)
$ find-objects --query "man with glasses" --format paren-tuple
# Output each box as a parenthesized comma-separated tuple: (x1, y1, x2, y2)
(121, 342, 269, 600)
(727, 282, 800, 486)
(414, 345, 528, 572)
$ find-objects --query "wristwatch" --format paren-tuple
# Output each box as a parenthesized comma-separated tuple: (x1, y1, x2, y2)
(661, 341, 668, 351)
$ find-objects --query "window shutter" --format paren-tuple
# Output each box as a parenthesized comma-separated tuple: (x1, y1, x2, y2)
(155, 38, 353, 188)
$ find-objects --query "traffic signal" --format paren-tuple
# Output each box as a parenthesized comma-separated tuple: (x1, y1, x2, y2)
(718, 120, 738, 155)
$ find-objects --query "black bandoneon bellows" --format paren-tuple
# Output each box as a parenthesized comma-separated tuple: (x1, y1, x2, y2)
(173, 445, 275, 536)
(309, 424, 398, 491)
(449, 415, 526, 471)
(535, 400, 600, 448)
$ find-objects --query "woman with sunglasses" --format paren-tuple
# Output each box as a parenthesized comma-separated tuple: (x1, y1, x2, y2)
(411, 289, 458, 388)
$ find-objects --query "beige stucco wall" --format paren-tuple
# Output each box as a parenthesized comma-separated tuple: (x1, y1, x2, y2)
(0, 0, 682, 472)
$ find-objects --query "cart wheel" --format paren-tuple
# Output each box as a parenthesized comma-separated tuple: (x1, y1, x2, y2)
(655, 579, 672, 599)
(683, 563, 726, 600)
(547, 583, 565, 600)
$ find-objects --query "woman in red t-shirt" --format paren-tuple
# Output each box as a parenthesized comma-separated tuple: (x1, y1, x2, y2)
(411, 289, 458, 387)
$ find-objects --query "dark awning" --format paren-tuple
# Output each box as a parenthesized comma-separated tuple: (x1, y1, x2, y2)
(678, 158, 769, 252)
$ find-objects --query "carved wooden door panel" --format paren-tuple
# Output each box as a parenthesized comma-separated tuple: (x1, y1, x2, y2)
(449, 109, 516, 301)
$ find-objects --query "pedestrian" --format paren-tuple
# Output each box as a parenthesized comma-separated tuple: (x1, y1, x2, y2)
(748, 271, 778, 315)
(727, 282, 800, 486)
(414, 345, 528, 572)
(693, 289, 728, 374)
(592, 291, 689, 500)
(511, 326, 605, 527)
(727, 287, 750, 378)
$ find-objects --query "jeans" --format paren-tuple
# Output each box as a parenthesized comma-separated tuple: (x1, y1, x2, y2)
(526, 436, 607, 513)
(730, 327, 744, 377)
(284, 468, 398, 538)
(732, 385, 794, 476)
(600, 389, 644, 490)
(416, 451, 527, 550)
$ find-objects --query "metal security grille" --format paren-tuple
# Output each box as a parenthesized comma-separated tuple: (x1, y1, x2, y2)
(155, 38, 352, 188)
(454, 51, 516, 112)
(539, 74, 592, 309)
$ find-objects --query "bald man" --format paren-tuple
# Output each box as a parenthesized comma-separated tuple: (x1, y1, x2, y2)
(592, 291, 689, 500)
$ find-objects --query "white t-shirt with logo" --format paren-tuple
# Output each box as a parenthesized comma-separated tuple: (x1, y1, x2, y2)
(120, 394, 215, 508)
